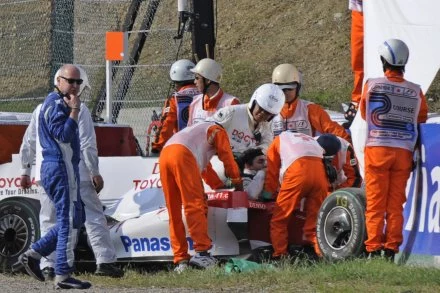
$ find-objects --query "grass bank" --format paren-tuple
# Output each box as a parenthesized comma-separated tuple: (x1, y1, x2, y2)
(83, 258, 440, 292)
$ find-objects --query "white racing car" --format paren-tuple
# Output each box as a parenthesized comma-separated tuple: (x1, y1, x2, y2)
(99, 185, 367, 263)
(0, 112, 367, 271)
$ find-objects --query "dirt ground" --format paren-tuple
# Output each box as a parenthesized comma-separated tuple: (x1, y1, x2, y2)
(215, 0, 352, 105)
(214, 0, 440, 111)
(0, 273, 116, 293)
(0, 272, 187, 293)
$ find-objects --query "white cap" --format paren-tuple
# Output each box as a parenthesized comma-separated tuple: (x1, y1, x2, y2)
(190, 58, 222, 83)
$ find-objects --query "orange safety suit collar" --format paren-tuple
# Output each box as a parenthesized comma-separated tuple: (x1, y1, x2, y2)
(203, 88, 224, 111)
(384, 69, 404, 82)
(178, 84, 197, 92)
(279, 98, 299, 118)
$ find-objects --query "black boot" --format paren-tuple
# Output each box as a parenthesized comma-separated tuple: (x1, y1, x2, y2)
(383, 249, 395, 262)
(55, 276, 92, 289)
(95, 263, 124, 278)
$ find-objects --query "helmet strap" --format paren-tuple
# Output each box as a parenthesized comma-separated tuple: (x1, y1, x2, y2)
(381, 56, 387, 73)
(202, 77, 211, 110)
(323, 157, 338, 183)
(249, 100, 256, 113)
(252, 129, 262, 143)
(266, 115, 275, 122)
(295, 83, 301, 97)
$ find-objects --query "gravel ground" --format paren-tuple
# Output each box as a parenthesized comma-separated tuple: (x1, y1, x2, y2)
(0, 273, 192, 293)
(0, 273, 129, 293)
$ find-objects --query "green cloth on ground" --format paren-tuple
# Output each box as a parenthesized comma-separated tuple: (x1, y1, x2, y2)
(224, 258, 274, 273)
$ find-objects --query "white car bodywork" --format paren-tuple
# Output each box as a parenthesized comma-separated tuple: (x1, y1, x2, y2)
(0, 153, 243, 261)
(0, 110, 347, 264)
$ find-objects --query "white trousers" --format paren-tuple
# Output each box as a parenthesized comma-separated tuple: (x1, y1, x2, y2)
(39, 181, 117, 268)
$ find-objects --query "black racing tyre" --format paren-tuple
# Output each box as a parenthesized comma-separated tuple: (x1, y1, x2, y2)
(0, 198, 40, 272)
(251, 245, 274, 263)
(340, 187, 366, 209)
(316, 188, 366, 261)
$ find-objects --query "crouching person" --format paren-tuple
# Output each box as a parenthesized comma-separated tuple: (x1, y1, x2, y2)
(159, 121, 243, 272)
(260, 132, 340, 259)
(320, 135, 362, 192)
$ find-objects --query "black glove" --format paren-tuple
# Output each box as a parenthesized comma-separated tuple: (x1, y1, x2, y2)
(323, 157, 337, 183)
(344, 102, 358, 122)
(342, 102, 358, 129)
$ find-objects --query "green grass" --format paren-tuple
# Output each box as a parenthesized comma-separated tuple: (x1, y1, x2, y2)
(302, 87, 352, 111)
(80, 259, 440, 292)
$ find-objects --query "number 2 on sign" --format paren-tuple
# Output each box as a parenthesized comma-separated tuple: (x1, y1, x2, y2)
(336, 196, 348, 208)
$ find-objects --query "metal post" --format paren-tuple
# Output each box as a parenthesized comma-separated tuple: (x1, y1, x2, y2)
(191, 0, 215, 60)
(92, 0, 144, 118)
(106, 60, 113, 123)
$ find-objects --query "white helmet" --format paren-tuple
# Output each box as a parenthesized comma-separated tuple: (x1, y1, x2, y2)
(169, 59, 195, 82)
(378, 39, 409, 66)
(249, 83, 285, 115)
(54, 65, 91, 96)
(190, 58, 222, 83)
(272, 63, 302, 92)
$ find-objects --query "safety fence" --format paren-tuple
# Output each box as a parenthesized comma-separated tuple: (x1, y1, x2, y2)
(0, 0, 193, 152)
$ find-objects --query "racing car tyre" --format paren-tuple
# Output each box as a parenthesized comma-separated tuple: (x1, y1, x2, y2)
(316, 188, 366, 261)
(0, 198, 40, 272)
(251, 245, 274, 263)
(341, 187, 366, 209)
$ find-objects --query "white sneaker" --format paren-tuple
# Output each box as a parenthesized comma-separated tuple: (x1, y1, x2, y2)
(189, 251, 218, 269)
(174, 261, 189, 274)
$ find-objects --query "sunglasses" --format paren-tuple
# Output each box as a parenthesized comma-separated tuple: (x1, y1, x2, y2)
(60, 76, 83, 85)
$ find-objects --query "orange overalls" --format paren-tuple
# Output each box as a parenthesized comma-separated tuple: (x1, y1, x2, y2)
(159, 122, 241, 264)
(351, 9, 364, 104)
(360, 69, 428, 253)
(264, 132, 328, 257)
(201, 89, 240, 110)
(278, 100, 352, 142)
(152, 85, 199, 153)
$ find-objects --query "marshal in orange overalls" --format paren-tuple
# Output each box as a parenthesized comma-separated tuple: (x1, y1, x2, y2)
(360, 69, 428, 254)
(159, 122, 242, 264)
(262, 132, 328, 257)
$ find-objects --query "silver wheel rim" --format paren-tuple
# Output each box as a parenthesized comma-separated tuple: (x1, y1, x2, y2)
(0, 214, 29, 257)
(323, 206, 353, 250)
